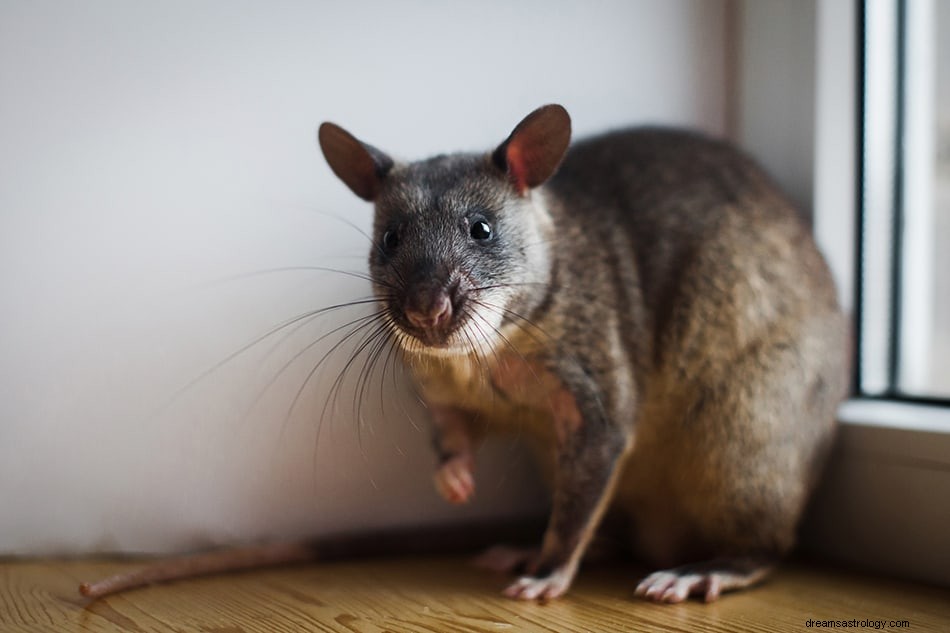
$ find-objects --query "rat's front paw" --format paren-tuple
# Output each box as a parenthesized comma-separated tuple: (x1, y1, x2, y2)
(433, 455, 474, 504)
(503, 567, 575, 601)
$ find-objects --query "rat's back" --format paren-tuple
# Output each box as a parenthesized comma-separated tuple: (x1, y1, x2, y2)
(544, 127, 842, 370)
(543, 127, 848, 586)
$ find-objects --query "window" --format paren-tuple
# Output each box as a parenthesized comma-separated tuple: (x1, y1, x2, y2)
(858, 0, 950, 400)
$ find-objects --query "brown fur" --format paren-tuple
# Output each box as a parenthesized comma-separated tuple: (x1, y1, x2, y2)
(319, 105, 849, 602)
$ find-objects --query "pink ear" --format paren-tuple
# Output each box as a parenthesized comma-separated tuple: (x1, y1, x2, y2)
(318, 122, 393, 201)
(493, 104, 571, 194)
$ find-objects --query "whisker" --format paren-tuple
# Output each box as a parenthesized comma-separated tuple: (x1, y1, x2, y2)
(470, 298, 554, 347)
(306, 208, 377, 248)
(246, 310, 385, 434)
(185, 266, 398, 293)
(255, 298, 390, 373)
(315, 317, 390, 429)
(280, 204, 382, 259)
(285, 312, 388, 436)
(327, 320, 394, 463)
(272, 205, 408, 290)
(306, 316, 391, 483)
(384, 322, 424, 433)
(155, 298, 385, 416)
(376, 322, 400, 428)
(353, 320, 393, 433)
(469, 281, 550, 293)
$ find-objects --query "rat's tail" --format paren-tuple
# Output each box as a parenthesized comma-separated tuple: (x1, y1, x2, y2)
(78, 541, 316, 599)
(77, 519, 545, 600)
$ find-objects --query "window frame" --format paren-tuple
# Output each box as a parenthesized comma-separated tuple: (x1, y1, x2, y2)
(856, 0, 946, 403)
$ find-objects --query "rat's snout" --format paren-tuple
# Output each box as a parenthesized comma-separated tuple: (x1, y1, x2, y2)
(406, 292, 452, 330)
(400, 268, 468, 346)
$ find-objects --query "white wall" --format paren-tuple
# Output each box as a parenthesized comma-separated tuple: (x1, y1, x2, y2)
(736, 0, 816, 214)
(0, 0, 729, 555)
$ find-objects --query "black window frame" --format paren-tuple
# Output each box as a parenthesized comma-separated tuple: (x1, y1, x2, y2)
(854, 0, 950, 406)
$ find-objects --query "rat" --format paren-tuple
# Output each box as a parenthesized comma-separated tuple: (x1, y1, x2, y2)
(79, 104, 848, 604)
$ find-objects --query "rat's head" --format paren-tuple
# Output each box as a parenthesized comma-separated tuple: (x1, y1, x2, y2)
(318, 105, 570, 356)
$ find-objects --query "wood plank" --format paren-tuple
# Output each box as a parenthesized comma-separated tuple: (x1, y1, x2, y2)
(1, 556, 948, 632)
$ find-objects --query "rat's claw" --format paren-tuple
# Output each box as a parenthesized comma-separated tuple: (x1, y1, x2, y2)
(502, 568, 573, 601)
(433, 455, 474, 504)
(636, 570, 708, 603)
(703, 574, 723, 602)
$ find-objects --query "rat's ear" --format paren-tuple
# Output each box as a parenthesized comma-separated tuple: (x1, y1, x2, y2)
(492, 104, 571, 194)
(318, 123, 394, 201)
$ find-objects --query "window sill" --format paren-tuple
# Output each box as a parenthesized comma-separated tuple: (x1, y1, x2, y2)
(838, 397, 950, 434)
(799, 398, 950, 588)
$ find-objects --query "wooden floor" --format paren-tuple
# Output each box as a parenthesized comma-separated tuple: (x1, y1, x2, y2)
(2, 555, 948, 632)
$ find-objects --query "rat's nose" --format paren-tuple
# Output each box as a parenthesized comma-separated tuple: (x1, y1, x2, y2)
(406, 292, 452, 330)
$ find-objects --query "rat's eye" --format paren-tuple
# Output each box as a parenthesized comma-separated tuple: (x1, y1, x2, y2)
(382, 228, 400, 252)
(470, 220, 492, 241)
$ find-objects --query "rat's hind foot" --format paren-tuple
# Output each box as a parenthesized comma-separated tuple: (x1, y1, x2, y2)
(634, 557, 774, 603)
(433, 454, 474, 504)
